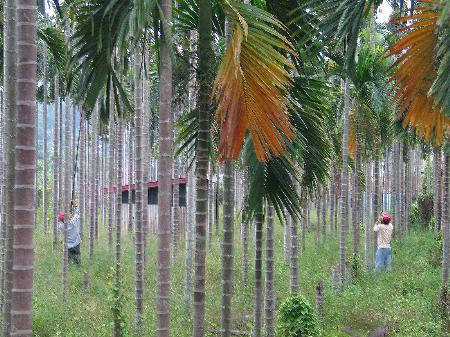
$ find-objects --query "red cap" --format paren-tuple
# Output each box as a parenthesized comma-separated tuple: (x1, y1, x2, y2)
(382, 213, 391, 224)
(58, 212, 65, 222)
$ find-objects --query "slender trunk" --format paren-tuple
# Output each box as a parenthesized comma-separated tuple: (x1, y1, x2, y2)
(184, 168, 195, 308)
(373, 159, 380, 257)
(108, 97, 115, 252)
(399, 143, 404, 233)
(142, 55, 150, 267)
(172, 98, 181, 257)
(215, 171, 220, 236)
(2, 0, 17, 332)
(435, 148, 442, 231)
(354, 140, 361, 258)
(62, 96, 71, 302)
(52, 76, 60, 250)
(365, 162, 372, 271)
(221, 160, 235, 337)
(157, 2, 173, 332)
(194, 1, 212, 335)
(393, 143, 399, 237)
(330, 171, 335, 237)
(128, 125, 134, 234)
(283, 211, 290, 261)
(264, 203, 275, 337)
(315, 194, 321, 247)
(0, 91, 4, 312)
(254, 212, 263, 337)
(339, 78, 350, 288)
(207, 165, 214, 250)
(242, 212, 249, 286)
(43, 46, 49, 235)
(79, 111, 86, 241)
(134, 48, 145, 332)
(442, 151, 449, 285)
(113, 120, 123, 337)
(290, 207, 299, 294)
(322, 188, 327, 242)
(11, 1, 37, 334)
(89, 107, 98, 260)
(301, 195, 307, 253)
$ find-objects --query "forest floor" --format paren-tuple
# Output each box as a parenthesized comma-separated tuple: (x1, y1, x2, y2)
(5, 214, 443, 337)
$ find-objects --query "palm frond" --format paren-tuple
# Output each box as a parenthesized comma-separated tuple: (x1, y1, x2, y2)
(37, 27, 68, 80)
(243, 139, 302, 221)
(293, 0, 382, 72)
(213, 1, 297, 162)
(389, 0, 450, 146)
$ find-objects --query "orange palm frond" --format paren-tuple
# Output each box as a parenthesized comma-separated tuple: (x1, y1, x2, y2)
(213, 2, 296, 162)
(389, 0, 450, 146)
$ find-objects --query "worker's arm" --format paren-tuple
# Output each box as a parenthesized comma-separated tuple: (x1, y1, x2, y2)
(373, 223, 380, 232)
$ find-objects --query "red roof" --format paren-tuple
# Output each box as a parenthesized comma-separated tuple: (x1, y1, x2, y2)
(104, 177, 187, 193)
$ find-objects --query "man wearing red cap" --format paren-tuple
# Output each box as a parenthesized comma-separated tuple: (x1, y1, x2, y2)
(57, 204, 81, 264)
(374, 212, 393, 272)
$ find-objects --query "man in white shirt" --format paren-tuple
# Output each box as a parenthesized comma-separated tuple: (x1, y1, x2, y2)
(58, 205, 81, 264)
(374, 213, 393, 272)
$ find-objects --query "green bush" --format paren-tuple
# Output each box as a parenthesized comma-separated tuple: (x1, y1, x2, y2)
(276, 296, 320, 337)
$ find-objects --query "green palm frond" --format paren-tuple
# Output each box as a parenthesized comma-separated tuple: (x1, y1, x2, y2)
(243, 139, 302, 222)
(430, 10, 450, 114)
(289, 77, 333, 194)
(175, 0, 225, 35)
(292, 0, 382, 71)
(37, 27, 68, 80)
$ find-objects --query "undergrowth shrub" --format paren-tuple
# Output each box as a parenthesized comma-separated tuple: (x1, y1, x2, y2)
(276, 296, 320, 337)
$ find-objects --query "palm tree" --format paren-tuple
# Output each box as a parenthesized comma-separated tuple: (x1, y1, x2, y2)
(193, 1, 213, 335)
(52, 75, 60, 250)
(134, 48, 145, 332)
(264, 202, 275, 337)
(43, 43, 49, 235)
(79, 110, 86, 241)
(434, 147, 442, 231)
(89, 107, 98, 260)
(221, 160, 235, 337)
(253, 211, 264, 337)
(114, 119, 123, 337)
(2, 0, 17, 333)
(108, 106, 115, 252)
(11, 0, 37, 334)
(157, 1, 173, 335)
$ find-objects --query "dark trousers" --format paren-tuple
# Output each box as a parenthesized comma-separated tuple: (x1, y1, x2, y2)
(68, 244, 81, 264)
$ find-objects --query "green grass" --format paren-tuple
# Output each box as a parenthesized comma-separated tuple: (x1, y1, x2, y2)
(5, 209, 444, 336)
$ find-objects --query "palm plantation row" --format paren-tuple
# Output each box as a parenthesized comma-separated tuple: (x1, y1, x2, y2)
(0, 0, 450, 336)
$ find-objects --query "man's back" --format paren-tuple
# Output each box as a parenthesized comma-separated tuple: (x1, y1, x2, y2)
(374, 223, 393, 248)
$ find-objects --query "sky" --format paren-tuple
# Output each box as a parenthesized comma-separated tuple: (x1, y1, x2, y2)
(378, 0, 394, 23)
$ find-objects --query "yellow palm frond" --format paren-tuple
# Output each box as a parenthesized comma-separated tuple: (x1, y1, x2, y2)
(389, 0, 450, 146)
(213, 2, 296, 162)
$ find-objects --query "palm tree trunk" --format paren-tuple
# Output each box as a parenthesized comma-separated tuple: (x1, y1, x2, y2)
(157, 1, 173, 332)
(393, 143, 399, 237)
(208, 165, 214, 250)
(185, 167, 195, 308)
(254, 211, 264, 337)
(290, 203, 299, 294)
(79, 111, 86, 241)
(434, 147, 442, 231)
(339, 78, 351, 288)
(373, 159, 380, 257)
(242, 212, 249, 286)
(62, 96, 72, 302)
(284, 211, 290, 261)
(442, 151, 449, 287)
(2, 0, 17, 332)
(365, 162, 372, 271)
(53, 76, 60, 250)
(0, 91, 4, 312)
(43, 46, 49, 235)
(194, 1, 213, 335)
(134, 48, 145, 332)
(89, 107, 98, 260)
(142, 56, 150, 267)
(221, 160, 235, 337)
(113, 119, 123, 337)
(264, 203, 275, 337)
(128, 125, 134, 234)
(322, 188, 327, 242)
(354, 140, 361, 258)
(11, 1, 37, 334)
(301, 194, 307, 253)
(108, 99, 115, 252)
(330, 171, 335, 237)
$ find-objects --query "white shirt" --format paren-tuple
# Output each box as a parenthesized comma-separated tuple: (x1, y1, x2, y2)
(374, 223, 393, 248)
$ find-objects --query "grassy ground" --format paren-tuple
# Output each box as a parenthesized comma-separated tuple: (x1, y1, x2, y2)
(5, 210, 443, 336)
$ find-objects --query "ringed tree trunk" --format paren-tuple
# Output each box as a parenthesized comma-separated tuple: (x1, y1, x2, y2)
(89, 106, 98, 260)
(43, 46, 49, 235)
(264, 203, 275, 337)
(52, 75, 60, 250)
(134, 48, 145, 332)
(11, 0, 37, 335)
(184, 167, 195, 308)
(79, 111, 86, 241)
(113, 120, 123, 337)
(128, 125, 134, 234)
(193, 1, 213, 336)
(221, 160, 235, 337)
(157, 1, 174, 334)
(2, 0, 17, 333)
(365, 162, 372, 271)
(339, 78, 351, 288)
(354, 138, 361, 259)
(254, 211, 264, 337)
(441, 150, 450, 331)
(434, 147, 442, 231)
(373, 158, 380, 257)
(108, 96, 115, 252)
